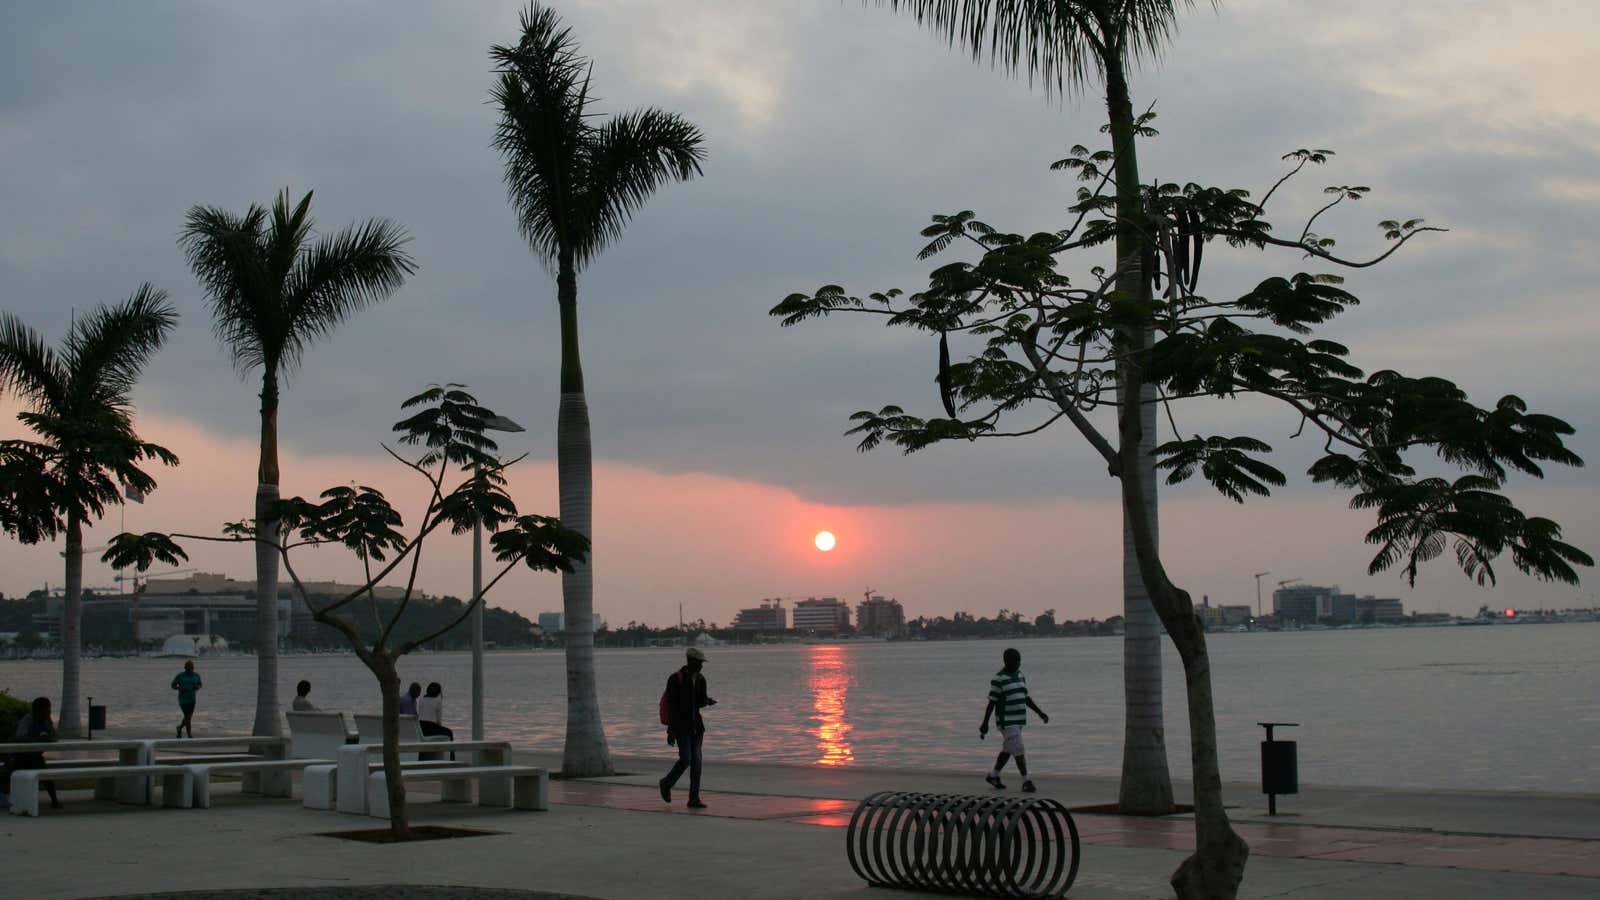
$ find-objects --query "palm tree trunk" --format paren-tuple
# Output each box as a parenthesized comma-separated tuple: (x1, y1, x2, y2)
(58, 511, 84, 737)
(253, 369, 282, 736)
(556, 255, 613, 777)
(1105, 50, 1174, 816)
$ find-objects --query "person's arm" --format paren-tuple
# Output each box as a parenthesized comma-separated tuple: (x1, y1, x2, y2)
(980, 698, 995, 738)
(665, 674, 678, 745)
(696, 674, 714, 708)
(172, 676, 181, 690)
(1026, 696, 1049, 724)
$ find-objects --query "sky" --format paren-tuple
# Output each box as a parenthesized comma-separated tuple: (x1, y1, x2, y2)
(3, 0, 1598, 625)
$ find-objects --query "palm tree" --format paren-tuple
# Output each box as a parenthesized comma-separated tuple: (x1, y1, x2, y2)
(876, 3, 1247, 897)
(0, 287, 179, 736)
(490, 2, 706, 777)
(180, 190, 414, 736)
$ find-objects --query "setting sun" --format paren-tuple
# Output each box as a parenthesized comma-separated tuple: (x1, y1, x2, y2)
(814, 530, 836, 552)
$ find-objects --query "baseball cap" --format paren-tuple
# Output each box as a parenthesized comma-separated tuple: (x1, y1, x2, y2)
(686, 647, 708, 662)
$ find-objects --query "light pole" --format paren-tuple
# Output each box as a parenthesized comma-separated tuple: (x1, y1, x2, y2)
(1253, 571, 1271, 618)
(473, 412, 524, 741)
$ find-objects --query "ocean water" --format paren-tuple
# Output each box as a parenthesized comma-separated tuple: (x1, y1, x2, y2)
(2, 623, 1595, 793)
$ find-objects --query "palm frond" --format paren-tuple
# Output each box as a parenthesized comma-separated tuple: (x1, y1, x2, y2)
(874, 1, 1207, 94)
(62, 284, 178, 413)
(576, 108, 706, 266)
(0, 310, 66, 410)
(281, 218, 415, 371)
(180, 203, 277, 375)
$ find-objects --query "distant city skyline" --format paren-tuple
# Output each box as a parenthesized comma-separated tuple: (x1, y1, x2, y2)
(3, 1, 1596, 624)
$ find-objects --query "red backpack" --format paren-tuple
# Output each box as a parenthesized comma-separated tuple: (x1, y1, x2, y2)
(658, 670, 684, 725)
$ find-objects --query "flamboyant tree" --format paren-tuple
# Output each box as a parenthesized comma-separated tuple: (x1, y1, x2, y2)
(489, 2, 706, 776)
(771, 139, 1590, 898)
(875, 0, 1216, 815)
(0, 288, 179, 736)
(107, 385, 587, 840)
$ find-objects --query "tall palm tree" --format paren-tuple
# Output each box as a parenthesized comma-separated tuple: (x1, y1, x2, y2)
(0, 287, 179, 736)
(877, 3, 1248, 897)
(490, 2, 706, 777)
(180, 190, 414, 736)
(880, 0, 1196, 815)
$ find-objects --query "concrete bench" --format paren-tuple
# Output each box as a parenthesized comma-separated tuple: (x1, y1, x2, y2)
(0, 739, 147, 804)
(354, 714, 448, 762)
(286, 711, 353, 760)
(366, 765, 548, 819)
(184, 758, 333, 808)
(145, 736, 292, 795)
(302, 759, 463, 811)
(336, 741, 513, 814)
(8, 765, 192, 817)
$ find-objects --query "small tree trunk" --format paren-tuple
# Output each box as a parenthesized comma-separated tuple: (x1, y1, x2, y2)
(374, 660, 409, 841)
(58, 512, 84, 737)
(1117, 309, 1248, 899)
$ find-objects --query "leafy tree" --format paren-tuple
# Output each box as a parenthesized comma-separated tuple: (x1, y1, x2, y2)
(107, 385, 587, 840)
(0, 288, 179, 736)
(179, 189, 415, 737)
(770, 141, 1590, 897)
(489, 2, 706, 776)
(875, 0, 1213, 818)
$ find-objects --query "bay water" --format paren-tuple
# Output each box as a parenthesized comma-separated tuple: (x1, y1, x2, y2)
(2, 623, 1595, 793)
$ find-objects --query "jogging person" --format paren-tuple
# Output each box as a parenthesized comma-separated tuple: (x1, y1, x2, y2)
(171, 660, 202, 738)
(979, 647, 1049, 792)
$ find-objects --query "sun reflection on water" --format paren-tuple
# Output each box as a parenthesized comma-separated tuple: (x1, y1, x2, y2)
(807, 644, 855, 766)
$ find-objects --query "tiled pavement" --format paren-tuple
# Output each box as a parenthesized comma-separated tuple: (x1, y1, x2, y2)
(547, 782, 1600, 879)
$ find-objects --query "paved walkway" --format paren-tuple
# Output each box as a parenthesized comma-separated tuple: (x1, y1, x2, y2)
(5, 748, 1596, 899)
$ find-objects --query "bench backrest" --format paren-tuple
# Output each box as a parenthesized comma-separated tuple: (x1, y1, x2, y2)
(286, 711, 351, 759)
(354, 713, 429, 761)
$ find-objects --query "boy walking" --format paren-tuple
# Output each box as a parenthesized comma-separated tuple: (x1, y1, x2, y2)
(980, 647, 1049, 792)
(659, 647, 716, 809)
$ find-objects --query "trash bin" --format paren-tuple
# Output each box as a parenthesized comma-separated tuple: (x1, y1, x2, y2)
(88, 704, 107, 731)
(1258, 721, 1298, 815)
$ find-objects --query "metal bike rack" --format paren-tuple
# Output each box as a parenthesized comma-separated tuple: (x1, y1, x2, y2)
(846, 791, 1080, 898)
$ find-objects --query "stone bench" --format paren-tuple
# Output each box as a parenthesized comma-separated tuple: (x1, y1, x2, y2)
(8, 765, 192, 817)
(366, 765, 548, 819)
(183, 758, 334, 808)
(302, 759, 464, 811)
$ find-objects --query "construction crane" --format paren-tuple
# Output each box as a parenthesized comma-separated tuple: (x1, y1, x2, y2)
(1253, 571, 1271, 617)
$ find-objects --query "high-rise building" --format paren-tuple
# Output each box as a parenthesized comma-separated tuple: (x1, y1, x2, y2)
(856, 595, 905, 637)
(1272, 584, 1334, 623)
(733, 599, 787, 632)
(792, 596, 850, 633)
(1357, 596, 1405, 622)
(538, 611, 565, 634)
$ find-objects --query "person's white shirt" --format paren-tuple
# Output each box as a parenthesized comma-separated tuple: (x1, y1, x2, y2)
(417, 695, 444, 724)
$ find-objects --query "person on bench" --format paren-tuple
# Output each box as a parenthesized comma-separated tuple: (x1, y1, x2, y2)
(417, 682, 452, 739)
(7, 697, 61, 810)
(398, 682, 421, 717)
(292, 680, 318, 712)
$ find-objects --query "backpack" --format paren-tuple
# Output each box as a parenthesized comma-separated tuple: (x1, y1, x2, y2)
(658, 670, 684, 726)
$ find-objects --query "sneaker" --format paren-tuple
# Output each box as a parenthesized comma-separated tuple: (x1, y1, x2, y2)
(985, 774, 1006, 790)
(687, 798, 707, 809)
(1021, 781, 1037, 794)
(658, 779, 671, 804)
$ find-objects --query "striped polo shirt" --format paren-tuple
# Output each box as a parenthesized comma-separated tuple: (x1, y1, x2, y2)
(989, 669, 1029, 728)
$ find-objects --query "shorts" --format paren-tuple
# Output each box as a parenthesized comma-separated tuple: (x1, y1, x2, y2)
(1001, 725, 1026, 755)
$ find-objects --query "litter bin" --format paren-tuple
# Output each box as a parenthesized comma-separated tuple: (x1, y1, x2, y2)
(87, 699, 107, 737)
(1258, 721, 1298, 815)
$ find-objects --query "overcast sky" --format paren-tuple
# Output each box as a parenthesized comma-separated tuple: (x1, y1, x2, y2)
(3, 0, 1597, 624)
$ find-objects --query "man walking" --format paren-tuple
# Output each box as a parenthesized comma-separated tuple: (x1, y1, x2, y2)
(659, 647, 716, 809)
(979, 647, 1049, 792)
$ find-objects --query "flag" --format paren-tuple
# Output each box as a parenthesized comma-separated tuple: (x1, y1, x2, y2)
(122, 479, 145, 504)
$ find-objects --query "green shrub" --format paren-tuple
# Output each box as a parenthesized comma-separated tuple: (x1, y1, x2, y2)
(0, 690, 31, 739)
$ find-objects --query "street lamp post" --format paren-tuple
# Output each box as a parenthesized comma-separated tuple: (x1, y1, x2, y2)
(473, 412, 524, 741)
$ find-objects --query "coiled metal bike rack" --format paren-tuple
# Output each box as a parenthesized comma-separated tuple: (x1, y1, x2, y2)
(846, 791, 1080, 898)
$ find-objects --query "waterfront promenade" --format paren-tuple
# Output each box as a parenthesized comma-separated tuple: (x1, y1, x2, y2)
(4, 745, 1595, 899)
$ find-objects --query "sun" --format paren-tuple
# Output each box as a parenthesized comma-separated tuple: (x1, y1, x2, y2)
(814, 530, 837, 552)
